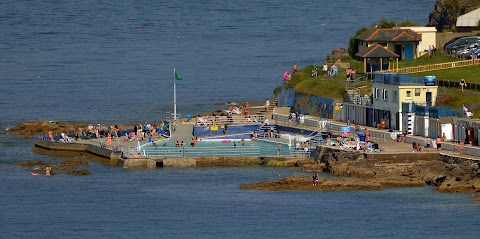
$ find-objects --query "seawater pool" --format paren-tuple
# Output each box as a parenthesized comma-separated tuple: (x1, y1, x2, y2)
(138, 139, 307, 158)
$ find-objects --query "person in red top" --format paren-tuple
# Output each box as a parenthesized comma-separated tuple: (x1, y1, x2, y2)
(293, 63, 297, 74)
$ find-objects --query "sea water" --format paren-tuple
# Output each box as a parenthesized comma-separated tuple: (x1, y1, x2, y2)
(2, 0, 480, 238)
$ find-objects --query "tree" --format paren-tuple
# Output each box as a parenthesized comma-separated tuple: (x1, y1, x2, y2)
(348, 27, 367, 58)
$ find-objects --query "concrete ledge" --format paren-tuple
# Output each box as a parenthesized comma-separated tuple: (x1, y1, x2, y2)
(162, 158, 196, 167)
(34, 139, 121, 161)
(121, 158, 157, 168)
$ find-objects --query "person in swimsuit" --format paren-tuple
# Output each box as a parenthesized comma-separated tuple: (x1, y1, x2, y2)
(312, 173, 319, 186)
(460, 77, 466, 92)
(45, 165, 52, 176)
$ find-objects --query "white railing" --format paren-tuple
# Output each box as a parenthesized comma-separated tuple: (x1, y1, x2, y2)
(141, 145, 261, 158)
(273, 113, 328, 132)
(195, 115, 265, 126)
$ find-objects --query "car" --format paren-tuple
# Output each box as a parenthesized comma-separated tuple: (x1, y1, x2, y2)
(444, 36, 464, 50)
(445, 36, 480, 54)
(455, 43, 479, 58)
(465, 49, 480, 59)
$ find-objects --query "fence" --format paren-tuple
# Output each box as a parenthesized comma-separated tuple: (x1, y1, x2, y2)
(273, 113, 328, 132)
(382, 58, 480, 74)
(138, 145, 311, 158)
(195, 115, 265, 126)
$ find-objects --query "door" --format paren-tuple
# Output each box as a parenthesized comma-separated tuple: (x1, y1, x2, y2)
(404, 44, 413, 60)
(426, 92, 432, 107)
(366, 108, 373, 127)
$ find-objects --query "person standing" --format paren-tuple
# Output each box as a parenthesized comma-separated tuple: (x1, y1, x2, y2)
(277, 143, 281, 156)
(106, 133, 112, 146)
(293, 63, 297, 75)
(425, 136, 432, 149)
(323, 63, 328, 76)
(459, 141, 465, 154)
(436, 136, 442, 150)
(265, 98, 270, 112)
(311, 66, 318, 77)
(48, 130, 55, 142)
(460, 77, 466, 92)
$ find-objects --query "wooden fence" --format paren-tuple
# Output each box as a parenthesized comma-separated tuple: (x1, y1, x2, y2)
(382, 58, 480, 74)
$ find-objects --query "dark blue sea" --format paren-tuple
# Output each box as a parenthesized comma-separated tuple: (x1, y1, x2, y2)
(2, 0, 480, 238)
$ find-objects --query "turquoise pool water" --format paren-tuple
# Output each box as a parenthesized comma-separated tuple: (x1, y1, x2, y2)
(139, 139, 307, 158)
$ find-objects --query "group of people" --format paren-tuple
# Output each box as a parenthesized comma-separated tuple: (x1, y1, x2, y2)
(288, 112, 304, 125)
(412, 133, 447, 152)
(263, 126, 276, 138)
(295, 141, 310, 152)
(310, 63, 338, 78)
(346, 68, 356, 82)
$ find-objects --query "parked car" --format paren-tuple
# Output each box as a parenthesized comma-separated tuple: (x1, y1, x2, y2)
(455, 43, 479, 58)
(445, 36, 480, 54)
(465, 48, 480, 59)
(444, 36, 464, 51)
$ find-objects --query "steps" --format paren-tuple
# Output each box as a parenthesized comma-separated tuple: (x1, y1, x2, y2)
(257, 96, 278, 114)
(253, 125, 279, 138)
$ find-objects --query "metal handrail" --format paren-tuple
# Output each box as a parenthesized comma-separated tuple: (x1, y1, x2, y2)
(273, 113, 327, 132)
(194, 115, 265, 126)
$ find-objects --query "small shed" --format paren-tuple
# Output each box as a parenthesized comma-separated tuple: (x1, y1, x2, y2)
(355, 44, 400, 72)
(456, 7, 480, 32)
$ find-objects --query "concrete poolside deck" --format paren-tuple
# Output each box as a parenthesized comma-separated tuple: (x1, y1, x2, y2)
(32, 104, 480, 168)
(82, 105, 480, 160)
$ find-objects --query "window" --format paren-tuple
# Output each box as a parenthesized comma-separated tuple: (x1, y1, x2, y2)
(374, 88, 379, 99)
(383, 89, 388, 100)
(415, 88, 421, 96)
(406, 91, 411, 98)
(392, 90, 397, 102)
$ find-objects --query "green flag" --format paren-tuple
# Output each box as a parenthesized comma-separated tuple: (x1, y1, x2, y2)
(174, 70, 182, 81)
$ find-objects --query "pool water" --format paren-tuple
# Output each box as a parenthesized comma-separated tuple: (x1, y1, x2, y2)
(139, 139, 305, 158)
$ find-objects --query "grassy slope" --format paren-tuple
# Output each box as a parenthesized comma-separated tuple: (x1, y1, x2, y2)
(341, 54, 459, 72)
(283, 55, 480, 116)
(436, 87, 480, 116)
(413, 64, 480, 83)
(283, 65, 349, 100)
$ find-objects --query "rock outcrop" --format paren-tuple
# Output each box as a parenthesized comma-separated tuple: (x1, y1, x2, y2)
(428, 0, 480, 31)
(241, 146, 480, 198)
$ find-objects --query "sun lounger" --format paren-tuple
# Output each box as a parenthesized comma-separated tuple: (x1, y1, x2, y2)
(60, 133, 75, 143)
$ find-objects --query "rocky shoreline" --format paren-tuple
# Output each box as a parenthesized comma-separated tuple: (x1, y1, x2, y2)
(241, 146, 480, 202)
(18, 159, 91, 176)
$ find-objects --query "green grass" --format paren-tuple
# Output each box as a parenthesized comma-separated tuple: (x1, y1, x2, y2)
(278, 57, 480, 117)
(281, 65, 347, 99)
(340, 54, 459, 73)
(396, 54, 458, 68)
(436, 88, 480, 116)
(412, 65, 480, 83)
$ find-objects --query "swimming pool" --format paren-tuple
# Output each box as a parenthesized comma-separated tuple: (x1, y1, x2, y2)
(138, 139, 311, 158)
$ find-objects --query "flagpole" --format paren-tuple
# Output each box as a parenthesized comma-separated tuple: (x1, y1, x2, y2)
(174, 68, 177, 121)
